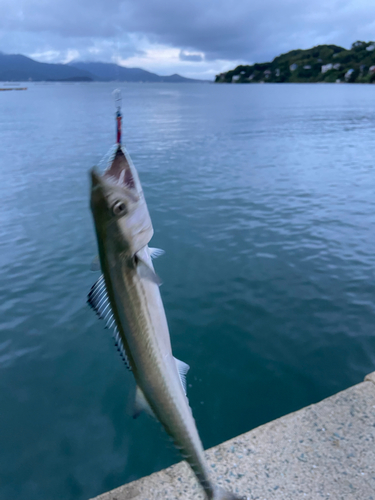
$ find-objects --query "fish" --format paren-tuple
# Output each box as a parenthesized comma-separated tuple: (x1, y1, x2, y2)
(88, 145, 243, 500)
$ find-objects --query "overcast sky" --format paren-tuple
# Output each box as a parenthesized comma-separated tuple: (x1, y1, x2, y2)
(1, 0, 375, 80)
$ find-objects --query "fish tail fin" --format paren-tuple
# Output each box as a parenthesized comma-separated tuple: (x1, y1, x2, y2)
(211, 486, 247, 500)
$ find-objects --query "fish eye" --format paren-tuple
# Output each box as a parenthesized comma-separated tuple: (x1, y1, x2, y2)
(112, 201, 127, 215)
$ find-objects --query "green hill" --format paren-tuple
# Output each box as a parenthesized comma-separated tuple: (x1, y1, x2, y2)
(216, 41, 375, 84)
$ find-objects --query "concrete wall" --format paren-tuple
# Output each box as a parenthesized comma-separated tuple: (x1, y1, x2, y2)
(91, 372, 375, 500)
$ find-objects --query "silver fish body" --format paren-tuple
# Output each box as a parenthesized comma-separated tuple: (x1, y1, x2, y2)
(89, 146, 241, 500)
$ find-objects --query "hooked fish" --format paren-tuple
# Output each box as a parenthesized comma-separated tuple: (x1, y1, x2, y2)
(88, 145, 242, 500)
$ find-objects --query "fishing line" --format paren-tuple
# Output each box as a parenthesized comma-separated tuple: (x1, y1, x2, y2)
(113, 88, 122, 145)
(97, 88, 122, 171)
(97, 24, 123, 172)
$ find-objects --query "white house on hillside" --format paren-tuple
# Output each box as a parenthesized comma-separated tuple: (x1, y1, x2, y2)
(321, 63, 333, 73)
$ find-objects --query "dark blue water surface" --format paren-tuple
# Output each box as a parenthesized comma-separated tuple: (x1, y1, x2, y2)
(1, 82, 375, 499)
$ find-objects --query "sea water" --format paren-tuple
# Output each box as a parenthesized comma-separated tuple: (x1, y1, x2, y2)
(1, 82, 375, 499)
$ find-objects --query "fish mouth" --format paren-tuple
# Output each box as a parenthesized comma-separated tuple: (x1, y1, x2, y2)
(104, 145, 136, 190)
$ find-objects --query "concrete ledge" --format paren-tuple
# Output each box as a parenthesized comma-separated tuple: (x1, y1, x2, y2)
(91, 373, 375, 500)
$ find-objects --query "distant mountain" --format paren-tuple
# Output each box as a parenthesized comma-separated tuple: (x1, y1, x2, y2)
(0, 53, 94, 82)
(69, 61, 202, 83)
(216, 41, 375, 84)
(0, 52, 204, 82)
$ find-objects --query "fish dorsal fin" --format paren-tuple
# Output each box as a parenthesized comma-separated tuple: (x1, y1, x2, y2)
(148, 247, 165, 259)
(133, 385, 155, 419)
(174, 357, 190, 395)
(87, 275, 131, 370)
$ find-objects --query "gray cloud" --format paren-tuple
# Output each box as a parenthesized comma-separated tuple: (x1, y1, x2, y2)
(179, 51, 204, 62)
(1, 0, 375, 66)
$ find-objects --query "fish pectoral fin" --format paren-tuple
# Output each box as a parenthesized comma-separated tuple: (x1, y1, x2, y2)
(133, 386, 155, 419)
(135, 253, 163, 286)
(174, 357, 190, 395)
(148, 247, 165, 259)
(90, 255, 101, 271)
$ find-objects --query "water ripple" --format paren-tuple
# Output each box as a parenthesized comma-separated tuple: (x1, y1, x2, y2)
(1, 82, 375, 500)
